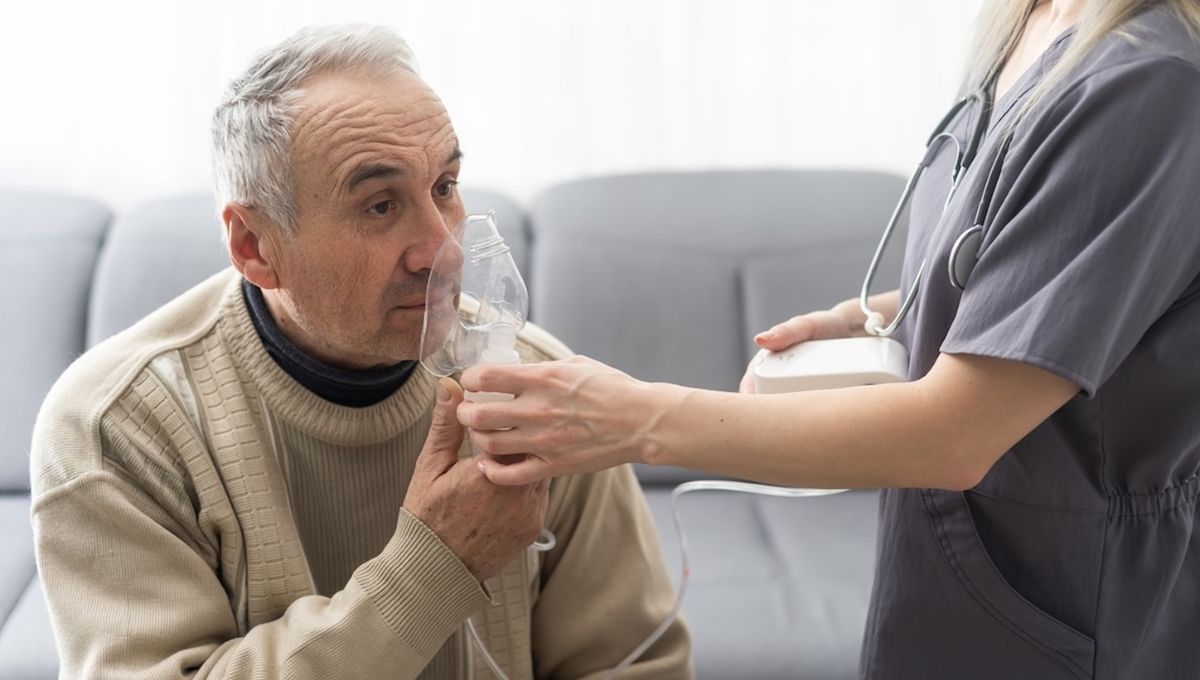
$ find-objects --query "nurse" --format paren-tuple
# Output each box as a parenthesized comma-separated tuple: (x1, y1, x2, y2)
(457, 1, 1200, 678)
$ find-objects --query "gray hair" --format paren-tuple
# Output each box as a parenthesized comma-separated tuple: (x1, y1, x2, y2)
(212, 25, 418, 232)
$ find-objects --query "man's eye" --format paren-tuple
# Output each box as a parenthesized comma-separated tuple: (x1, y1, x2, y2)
(368, 200, 396, 216)
(435, 180, 459, 199)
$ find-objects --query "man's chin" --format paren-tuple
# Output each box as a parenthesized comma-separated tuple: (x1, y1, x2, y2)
(371, 324, 423, 364)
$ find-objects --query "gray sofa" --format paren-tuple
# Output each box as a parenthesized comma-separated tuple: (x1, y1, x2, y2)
(0, 169, 904, 679)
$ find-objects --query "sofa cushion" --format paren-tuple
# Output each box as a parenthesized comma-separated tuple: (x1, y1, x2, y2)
(643, 487, 879, 680)
(0, 495, 34, 629)
(0, 574, 57, 680)
(0, 192, 109, 492)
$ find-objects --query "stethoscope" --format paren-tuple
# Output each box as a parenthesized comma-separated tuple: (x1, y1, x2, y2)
(859, 87, 1015, 337)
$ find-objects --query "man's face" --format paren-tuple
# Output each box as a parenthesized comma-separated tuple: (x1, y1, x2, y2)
(263, 69, 465, 370)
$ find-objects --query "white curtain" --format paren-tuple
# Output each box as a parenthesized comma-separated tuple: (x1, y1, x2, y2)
(0, 0, 985, 210)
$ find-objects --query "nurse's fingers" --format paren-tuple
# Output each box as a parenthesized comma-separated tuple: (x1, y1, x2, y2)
(477, 453, 554, 486)
(457, 399, 526, 430)
(468, 427, 528, 456)
(755, 315, 818, 351)
(754, 309, 853, 351)
(460, 362, 540, 394)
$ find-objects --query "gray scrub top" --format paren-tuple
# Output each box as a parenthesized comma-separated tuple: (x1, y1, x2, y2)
(860, 6, 1200, 680)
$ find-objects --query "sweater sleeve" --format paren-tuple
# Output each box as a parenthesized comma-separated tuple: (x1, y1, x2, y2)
(530, 464, 694, 680)
(32, 467, 489, 679)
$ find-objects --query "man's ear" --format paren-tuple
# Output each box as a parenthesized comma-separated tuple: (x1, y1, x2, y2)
(224, 204, 282, 290)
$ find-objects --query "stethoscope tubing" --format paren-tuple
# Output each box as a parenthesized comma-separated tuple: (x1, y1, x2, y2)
(859, 89, 1014, 337)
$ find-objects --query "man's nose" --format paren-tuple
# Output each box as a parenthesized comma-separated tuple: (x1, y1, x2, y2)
(404, 205, 456, 273)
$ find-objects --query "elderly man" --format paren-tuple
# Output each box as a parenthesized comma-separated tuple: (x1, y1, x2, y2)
(30, 25, 691, 679)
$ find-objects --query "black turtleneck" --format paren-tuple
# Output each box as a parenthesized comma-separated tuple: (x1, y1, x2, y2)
(242, 280, 417, 408)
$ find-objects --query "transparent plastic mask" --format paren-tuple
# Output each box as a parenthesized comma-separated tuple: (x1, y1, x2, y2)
(420, 212, 529, 376)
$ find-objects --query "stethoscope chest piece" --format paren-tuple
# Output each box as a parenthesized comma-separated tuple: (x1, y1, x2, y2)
(948, 225, 984, 291)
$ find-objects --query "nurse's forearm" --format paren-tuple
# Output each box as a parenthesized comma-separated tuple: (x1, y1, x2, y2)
(646, 381, 964, 489)
(644, 353, 1077, 491)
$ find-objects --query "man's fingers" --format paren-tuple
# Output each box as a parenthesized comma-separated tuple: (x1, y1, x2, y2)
(478, 454, 554, 486)
(416, 378, 467, 474)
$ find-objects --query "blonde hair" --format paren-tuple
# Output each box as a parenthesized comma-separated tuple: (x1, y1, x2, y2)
(963, 0, 1200, 119)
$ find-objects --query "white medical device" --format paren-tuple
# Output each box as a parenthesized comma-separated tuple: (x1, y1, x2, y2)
(752, 336, 909, 394)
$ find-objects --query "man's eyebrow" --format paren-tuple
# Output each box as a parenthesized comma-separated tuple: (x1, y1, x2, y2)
(345, 149, 461, 192)
(346, 163, 403, 192)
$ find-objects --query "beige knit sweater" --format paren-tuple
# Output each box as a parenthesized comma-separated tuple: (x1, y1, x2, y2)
(30, 269, 692, 679)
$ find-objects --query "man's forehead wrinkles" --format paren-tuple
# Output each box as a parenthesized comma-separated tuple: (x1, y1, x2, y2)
(428, 125, 459, 159)
(292, 96, 376, 146)
(297, 106, 452, 160)
(291, 80, 446, 153)
(286, 76, 460, 202)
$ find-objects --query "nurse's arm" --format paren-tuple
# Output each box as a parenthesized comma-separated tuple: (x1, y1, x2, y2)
(650, 352, 1079, 491)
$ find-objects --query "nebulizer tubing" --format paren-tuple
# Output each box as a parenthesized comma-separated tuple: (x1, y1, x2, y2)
(420, 213, 848, 678)
(607, 483, 848, 676)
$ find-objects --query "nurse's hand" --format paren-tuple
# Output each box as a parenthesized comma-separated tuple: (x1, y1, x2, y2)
(738, 298, 868, 393)
(458, 356, 684, 485)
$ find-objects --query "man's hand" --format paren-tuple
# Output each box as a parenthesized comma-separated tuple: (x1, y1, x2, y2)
(402, 378, 550, 582)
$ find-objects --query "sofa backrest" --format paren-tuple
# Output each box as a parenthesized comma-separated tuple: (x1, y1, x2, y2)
(0, 192, 110, 492)
(85, 194, 228, 348)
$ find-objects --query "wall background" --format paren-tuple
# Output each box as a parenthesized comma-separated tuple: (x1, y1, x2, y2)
(0, 0, 986, 209)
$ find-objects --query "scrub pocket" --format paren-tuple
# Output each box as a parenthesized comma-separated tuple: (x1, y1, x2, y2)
(921, 489, 1096, 679)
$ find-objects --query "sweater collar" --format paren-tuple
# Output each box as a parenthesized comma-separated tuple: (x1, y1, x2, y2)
(217, 274, 435, 446)
(241, 279, 417, 408)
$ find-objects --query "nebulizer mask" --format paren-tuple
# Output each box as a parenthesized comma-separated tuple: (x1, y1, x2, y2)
(420, 213, 526, 380)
